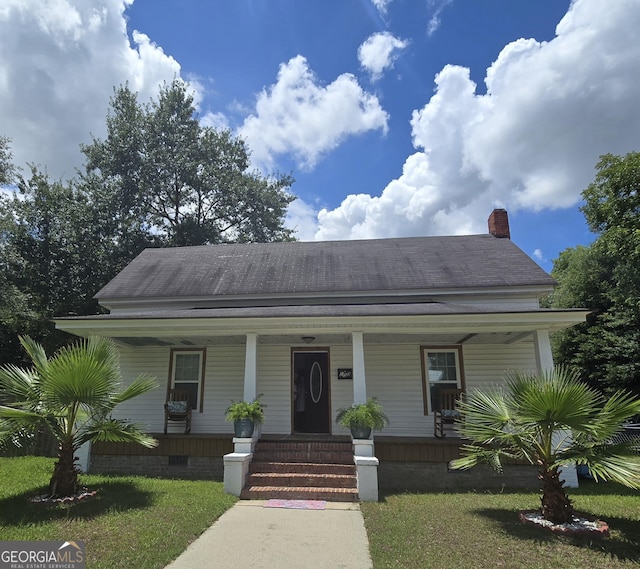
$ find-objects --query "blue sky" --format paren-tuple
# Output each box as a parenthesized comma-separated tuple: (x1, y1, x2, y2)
(2, 1, 639, 271)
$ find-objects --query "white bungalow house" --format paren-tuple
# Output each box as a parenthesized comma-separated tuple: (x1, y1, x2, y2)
(55, 209, 588, 501)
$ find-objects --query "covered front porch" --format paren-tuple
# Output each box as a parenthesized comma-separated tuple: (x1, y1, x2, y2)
(57, 308, 583, 436)
(58, 307, 586, 499)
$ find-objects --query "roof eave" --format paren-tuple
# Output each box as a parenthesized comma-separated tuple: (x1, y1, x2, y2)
(55, 309, 589, 339)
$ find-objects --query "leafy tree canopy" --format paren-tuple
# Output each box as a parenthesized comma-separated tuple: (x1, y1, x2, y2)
(550, 151, 640, 396)
(0, 135, 15, 185)
(0, 80, 297, 366)
(1, 166, 116, 363)
(82, 81, 295, 246)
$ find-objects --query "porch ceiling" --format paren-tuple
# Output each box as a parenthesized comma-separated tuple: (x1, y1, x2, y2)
(98, 332, 520, 348)
(109, 332, 534, 348)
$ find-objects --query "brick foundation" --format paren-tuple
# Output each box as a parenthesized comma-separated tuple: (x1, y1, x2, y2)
(379, 462, 538, 492)
(90, 454, 224, 480)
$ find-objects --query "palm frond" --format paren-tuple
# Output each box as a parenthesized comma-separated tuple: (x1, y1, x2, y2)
(582, 454, 640, 488)
(450, 442, 524, 472)
(0, 364, 40, 405)
(456, 388, 512, 441)
(507, 368, 601, 430)
(19, 336, 49, 374)
(42, 345, 117, 408)
(81, 419, 158, 449)
(0, 405, 45, 420)
(587, 391, 640, 440)
(112, 374, 158, 404)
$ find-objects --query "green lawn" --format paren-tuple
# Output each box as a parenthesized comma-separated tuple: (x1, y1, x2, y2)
(361, 482, 640, 569)
(3, 457, 640, 569)
(0, 456, 237, 569)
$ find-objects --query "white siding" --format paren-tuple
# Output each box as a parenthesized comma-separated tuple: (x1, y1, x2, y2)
(113, 344, 246, 435)
(113, 339, 539, 437)
(197, 345, 245, 434)
(256, 345, 291, 434)
(463, 341, 537, 390)
(362, 344, 426, 437)
(330, 345, 356, 435)
(112, 347, 171, 432)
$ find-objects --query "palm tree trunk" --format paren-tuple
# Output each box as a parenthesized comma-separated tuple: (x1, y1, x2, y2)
(49, 442, 79, 497)
(540, 464, 574, 524)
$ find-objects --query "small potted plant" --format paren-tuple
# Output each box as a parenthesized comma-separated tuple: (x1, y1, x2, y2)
(225, 396, 265, 438)
(335, 397, 389, 439)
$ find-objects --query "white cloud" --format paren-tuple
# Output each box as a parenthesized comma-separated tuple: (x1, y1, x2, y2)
(315, 0, 640, 240)
(358, 32, 409, 81)
(285, 196, 319, 241)
(371, 0, 392, 16)
(201, 111, 230, 131)
(427, 0, 453, 36)
(0, 0, 183, 179)
(238, 55, 389, 171)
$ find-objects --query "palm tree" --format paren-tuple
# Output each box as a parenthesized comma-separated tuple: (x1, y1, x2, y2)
(450, 368, 640, 524)
(0, 336, 158, 497)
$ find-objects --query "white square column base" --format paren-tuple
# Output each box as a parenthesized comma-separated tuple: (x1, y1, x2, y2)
(355, 456, 379, 502)
(223, 452, 252, 496)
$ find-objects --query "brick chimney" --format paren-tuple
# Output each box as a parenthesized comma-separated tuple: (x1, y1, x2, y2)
(488, 208, 510, 239)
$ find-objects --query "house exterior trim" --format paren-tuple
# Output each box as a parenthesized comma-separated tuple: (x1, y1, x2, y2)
(55, 309, 588, 339)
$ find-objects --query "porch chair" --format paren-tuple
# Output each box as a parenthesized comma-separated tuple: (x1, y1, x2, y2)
(164, 389, 192, 434)
(433, 388, 463, 438)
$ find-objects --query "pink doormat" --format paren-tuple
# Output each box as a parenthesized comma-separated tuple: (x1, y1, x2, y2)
(264, 499, 326, 510)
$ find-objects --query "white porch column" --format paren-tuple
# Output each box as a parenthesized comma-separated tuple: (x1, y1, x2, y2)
(533, 329, 579, 487)
(352, 331, 367, 404)
(533, 329, 554, 374)
(76, 441, 91, 473)
(243, 333, 258, 401)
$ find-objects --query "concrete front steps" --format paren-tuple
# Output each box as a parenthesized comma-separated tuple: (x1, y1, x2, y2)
(240, 440, 358, 502)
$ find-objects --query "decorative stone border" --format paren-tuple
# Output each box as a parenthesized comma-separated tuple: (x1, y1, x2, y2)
(519, 509, 610, 537)
(29, 488, 98, 505)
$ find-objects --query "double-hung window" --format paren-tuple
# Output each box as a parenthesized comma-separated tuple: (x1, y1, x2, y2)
(421, 346, 464, 415)
(169, 349, 206, 412)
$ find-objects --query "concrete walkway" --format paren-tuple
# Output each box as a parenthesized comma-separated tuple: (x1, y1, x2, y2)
(165, 500, 373, 569)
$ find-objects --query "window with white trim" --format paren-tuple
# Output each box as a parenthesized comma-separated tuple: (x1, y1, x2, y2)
(169, 349, 205, 411)
(421, 346, 464, 415)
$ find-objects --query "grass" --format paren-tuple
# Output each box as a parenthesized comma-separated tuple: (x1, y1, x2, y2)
(361, 481, 640, 569)
(0, 456, 237, 569)
(4, 457, 639, 569)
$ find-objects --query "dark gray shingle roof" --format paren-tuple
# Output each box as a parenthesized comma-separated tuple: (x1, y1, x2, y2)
(95, 235, 555, 301)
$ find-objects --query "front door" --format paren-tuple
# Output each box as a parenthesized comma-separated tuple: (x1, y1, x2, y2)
(292, 350, 330, 434)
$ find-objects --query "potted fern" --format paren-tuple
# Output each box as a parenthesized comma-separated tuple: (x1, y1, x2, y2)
(335, 397, 389, 439)
(225, 397, 265, 438)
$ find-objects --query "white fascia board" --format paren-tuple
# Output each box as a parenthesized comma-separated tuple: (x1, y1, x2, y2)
(54, 309, 588, 339)
(98, 285, 555, 313)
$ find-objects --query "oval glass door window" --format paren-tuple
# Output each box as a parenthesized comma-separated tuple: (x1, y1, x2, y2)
(309, 362, 323, 404)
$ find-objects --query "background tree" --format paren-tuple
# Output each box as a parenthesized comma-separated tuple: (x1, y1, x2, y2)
(0, 81, 297, 367)
(0, 336, 157, 497)
(82, 81, 295, 246)
(0, 135, 15, 185)
(0, 167, 113, 364)
(550, 152, 640, 396)
(0, 138, 35, 365)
